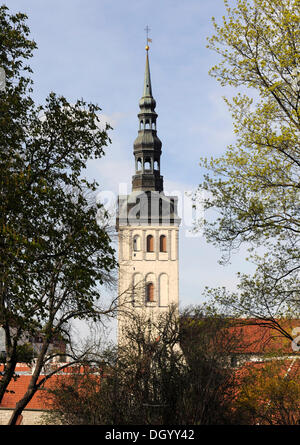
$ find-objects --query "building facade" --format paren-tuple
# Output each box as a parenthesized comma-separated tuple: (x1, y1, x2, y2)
(117, 46, 181, 344)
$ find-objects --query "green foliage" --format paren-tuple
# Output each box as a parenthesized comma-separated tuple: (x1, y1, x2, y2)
(234, 359, 300, 424)
(195, 0, 300, 323)
(0, 4, 117, 413)
(15, 343, 34, 364)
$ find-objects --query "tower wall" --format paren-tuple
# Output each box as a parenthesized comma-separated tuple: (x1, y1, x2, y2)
(117, 224, 179, 344)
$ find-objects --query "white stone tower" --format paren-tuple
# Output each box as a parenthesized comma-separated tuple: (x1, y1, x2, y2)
(117, 45, 180, 345)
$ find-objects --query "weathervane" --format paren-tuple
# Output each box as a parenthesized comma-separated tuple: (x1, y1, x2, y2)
(144, 25, 152, 51)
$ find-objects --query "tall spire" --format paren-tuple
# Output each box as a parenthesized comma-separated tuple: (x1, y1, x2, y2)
(139, 46, 156, 115)
(143, 49, 152, 97)
(132, 44, 163, 193)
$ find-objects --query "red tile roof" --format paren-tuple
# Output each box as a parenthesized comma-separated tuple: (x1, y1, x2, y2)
(228, 319, 300, 355)
(0, 364, 87, 410)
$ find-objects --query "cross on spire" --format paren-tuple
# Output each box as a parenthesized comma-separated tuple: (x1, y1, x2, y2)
(144, 25, 151, 42)
(144, 25, 152, 50)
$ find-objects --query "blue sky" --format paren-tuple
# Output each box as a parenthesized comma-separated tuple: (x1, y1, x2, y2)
(5, 0, 253, 339)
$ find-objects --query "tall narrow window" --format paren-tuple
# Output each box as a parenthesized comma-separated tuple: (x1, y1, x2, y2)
(133, 273, 143, 306)
(133, 235, 141, 251)
(160, 235, 167, 252)
(147, 234, 154, 252)
(159, 274, 169, 306)
(144, 157, 151, 171)
(146, 282, 154, 302)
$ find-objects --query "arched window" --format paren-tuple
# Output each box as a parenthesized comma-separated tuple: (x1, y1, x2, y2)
(146, 282, 154, 302)
(159, 274, 169, 306)
(136, 158, 142, 171)
(160, 235, 167, 252)
(132, 273, 143, 306)
(144, 157, 151, 171)
(133, 235, 141, 251)
(146, 235, 154, 252)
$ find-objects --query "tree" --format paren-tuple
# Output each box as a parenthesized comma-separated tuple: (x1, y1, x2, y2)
(234, 358, 300, 424)
(41, 363, 105, 425)
(0, 5, 118, 424)
(194, 0, 300, 336)
(43, 306, 244, 425)
(179, 306, 248, 425)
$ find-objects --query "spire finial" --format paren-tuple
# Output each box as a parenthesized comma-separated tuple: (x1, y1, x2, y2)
(144, 25, 152, 51)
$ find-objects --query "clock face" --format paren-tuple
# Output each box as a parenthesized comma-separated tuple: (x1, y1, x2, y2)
(0, 67, 6, 91)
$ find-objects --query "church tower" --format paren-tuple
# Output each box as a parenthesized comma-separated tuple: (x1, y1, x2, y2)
(117, 44, 180, 344)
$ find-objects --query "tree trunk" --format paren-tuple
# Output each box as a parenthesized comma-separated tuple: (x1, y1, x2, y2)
(0, 317, 22, 403)
(8, 385, 36, 425)
(8, 340, 50, 425)
(0, 354, 17, 404)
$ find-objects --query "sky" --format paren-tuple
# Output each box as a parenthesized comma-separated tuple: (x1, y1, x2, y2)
(5, 0, 255, 342)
